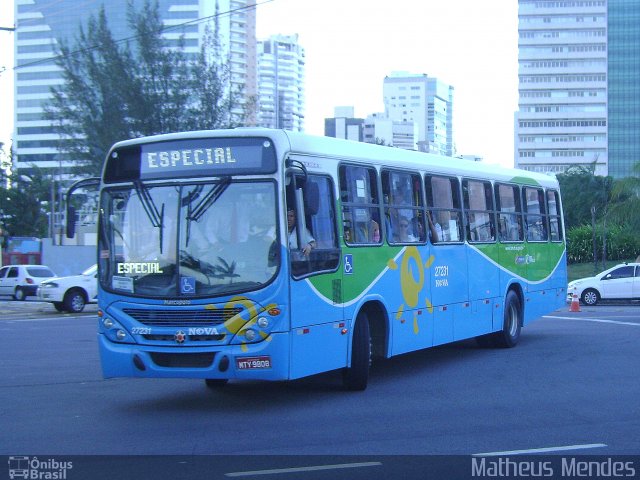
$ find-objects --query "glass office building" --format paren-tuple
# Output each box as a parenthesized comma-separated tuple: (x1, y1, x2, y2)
(607, 0, 640, 178)
(13, 0, 256, 176)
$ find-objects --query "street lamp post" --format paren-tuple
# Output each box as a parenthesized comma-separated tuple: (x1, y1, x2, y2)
(591, 205, 597, 274)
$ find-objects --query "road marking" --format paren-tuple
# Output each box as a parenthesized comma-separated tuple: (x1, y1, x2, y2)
(225, 462, 382, 477)
(473, 443, 607, 456)
(544, 315, 640, 327)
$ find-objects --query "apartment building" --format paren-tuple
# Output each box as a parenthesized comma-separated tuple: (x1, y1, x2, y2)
(383, 72, 454, 156)
(256, 33, 305, 131)
(515, 0, 608, 175)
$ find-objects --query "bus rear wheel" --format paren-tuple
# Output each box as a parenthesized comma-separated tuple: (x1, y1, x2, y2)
(493, 290, 522, 348)
(342, 311, 371, 391)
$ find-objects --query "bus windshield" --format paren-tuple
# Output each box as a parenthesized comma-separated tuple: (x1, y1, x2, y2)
(99, 180, 278, 298)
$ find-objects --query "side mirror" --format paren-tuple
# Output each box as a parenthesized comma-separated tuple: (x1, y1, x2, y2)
(65, 177, 100, 239)
(66, 206, 76, 239)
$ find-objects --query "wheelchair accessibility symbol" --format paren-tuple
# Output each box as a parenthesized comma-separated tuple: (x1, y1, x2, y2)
(181, 276, 196, 294)
(344, 254, 353, 275)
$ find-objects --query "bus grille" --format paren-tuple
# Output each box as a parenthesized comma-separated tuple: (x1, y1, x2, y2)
(150, 352, 215, 368)
(123, 308, 241, 327)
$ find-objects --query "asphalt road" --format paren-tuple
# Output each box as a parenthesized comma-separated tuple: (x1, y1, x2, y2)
(1, 301, 639, 479)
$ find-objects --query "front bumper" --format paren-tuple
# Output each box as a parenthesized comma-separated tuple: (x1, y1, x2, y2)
(98, 332, 290, 381)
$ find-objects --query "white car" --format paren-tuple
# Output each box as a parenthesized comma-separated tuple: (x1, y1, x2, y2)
(567, 262, 640, 306)
(37, 264, 98, 313)
(0, 264, 57, 300)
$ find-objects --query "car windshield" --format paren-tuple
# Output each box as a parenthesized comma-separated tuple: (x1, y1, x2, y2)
(99, 181, 278, 298)
(26, 267, 54, 277)
(82, 265, 98, 276)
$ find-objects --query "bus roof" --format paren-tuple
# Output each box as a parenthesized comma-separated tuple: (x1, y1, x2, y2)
(108, 128, 558, 188)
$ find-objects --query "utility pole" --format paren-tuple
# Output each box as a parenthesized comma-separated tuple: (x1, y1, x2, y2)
(591, 205, 597, 274)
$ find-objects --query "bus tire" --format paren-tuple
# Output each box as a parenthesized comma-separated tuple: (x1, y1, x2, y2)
(493, 290, 522, 348)
(205, 379, 229, 389)
(342, 311, 371, 391)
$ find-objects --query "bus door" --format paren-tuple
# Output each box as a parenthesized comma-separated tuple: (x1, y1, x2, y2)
(428, 213, 470, 345)
(285, 164, 344, 379)
(426, 175, 473, 345)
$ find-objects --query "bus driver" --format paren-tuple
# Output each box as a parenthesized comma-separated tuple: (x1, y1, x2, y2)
(287, 208, 315, 256)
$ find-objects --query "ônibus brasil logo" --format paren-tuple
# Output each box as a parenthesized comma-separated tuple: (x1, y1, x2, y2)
(8, 456, 73, 479)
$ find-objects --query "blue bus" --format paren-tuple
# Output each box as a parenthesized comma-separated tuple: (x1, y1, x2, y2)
(67, 128, 567, 390)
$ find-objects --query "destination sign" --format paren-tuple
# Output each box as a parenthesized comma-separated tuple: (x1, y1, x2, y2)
(140, 137, 277, 179)
(104, 137, 277, 183)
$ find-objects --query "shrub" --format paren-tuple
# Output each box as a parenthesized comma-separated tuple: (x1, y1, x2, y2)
(567, 224, 640, 264)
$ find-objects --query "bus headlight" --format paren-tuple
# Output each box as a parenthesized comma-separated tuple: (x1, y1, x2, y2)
(116, 330, 127, 340)
(244, 329, 258, 342)
(257, 317, 269, 329)
(103, 318, 115, 329)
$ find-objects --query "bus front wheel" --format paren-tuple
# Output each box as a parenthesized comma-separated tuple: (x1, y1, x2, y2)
(342, 311, 371, 391)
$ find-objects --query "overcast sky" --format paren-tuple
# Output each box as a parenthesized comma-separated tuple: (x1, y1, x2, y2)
(0, 0, 518, 167)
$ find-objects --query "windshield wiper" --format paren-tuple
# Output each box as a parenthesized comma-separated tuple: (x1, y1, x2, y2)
(133, 180, 165, 253)
(187, 177, 231, 223)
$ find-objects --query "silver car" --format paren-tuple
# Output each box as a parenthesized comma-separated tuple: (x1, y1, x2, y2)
(568, 263, 640, 306)
(37, 264, 98, 313)
(0, 264, 57, 300)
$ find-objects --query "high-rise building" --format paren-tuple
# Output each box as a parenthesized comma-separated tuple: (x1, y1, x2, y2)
(515, 0, 608, 175)
(256, 34, 305, 131)
(607, 0, 640, 178)
(362, 113, 418, 150)
(324, 106, 364, 142)
(383, 72, 454, 156)
(13, 0, 256, 176)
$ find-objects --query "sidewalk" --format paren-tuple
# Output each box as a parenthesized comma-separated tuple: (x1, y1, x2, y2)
(0, 297, 98, 319)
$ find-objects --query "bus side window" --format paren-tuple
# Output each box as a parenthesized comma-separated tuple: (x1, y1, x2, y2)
(463, 179, 496, 243)
(547, 189, 563, 242)
(382, 169, 424, 245)
(339, 165, 380, 246)
(426, 175, 463, 244)
(495, 183, 523, 242)
(289, 173, 340, 278)
(523, 187, 548, 242)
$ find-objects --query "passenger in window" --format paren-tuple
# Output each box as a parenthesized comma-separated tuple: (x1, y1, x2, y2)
(394, 216, 418, 243)
(385, 207, 398, 240)
(370, 220, 381, 243)
(427, 211, 440, 243)
(287, 208, 315, 256)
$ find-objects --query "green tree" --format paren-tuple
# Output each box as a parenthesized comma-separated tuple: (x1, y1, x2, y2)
(46, 0, 251, 177)
(560, 162, 640, 265)
(0, 167, 52, 238)
(607, 161, 640, 233)
(557, 165, 609, 230)
(185, 4, 253, 129)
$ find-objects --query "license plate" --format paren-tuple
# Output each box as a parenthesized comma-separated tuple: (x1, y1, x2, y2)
(236, 356, 271, 370)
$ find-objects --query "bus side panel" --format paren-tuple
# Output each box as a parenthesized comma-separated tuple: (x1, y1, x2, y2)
(289, 276, 347, 379)
(289, 321, 349, 379)
(430, 244, 469, 307)
(387, 245, 436, 356)
(433, 305, 454, 346)
(391, 306, 434, 356)
(455, 299, 493, 341)
(467, 246, 500, 302)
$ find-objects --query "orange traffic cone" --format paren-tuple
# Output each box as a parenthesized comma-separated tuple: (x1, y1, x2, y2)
(569, 294, 581, 312)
